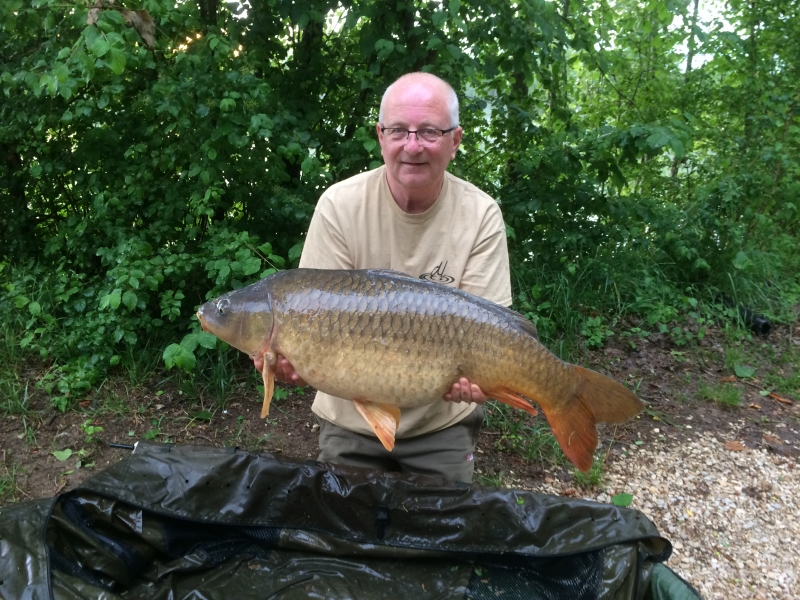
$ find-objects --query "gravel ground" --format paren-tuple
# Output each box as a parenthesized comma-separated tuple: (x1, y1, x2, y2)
(520, 426, 799, 600)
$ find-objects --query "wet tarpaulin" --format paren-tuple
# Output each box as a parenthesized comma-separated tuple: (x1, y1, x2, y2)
(0, 442, 702, 600)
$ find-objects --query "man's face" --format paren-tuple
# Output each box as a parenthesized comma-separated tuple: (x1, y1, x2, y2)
(377, 80, 462, 195)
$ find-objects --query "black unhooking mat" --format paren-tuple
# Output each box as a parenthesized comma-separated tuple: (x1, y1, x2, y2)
(0, 442, 702, 600)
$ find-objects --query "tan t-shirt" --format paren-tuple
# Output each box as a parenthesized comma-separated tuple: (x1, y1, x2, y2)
(299, 165, 512, 438)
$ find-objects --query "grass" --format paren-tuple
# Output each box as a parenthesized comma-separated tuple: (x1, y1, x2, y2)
(573, 458, 605, 488)
(0, 454, 25, 505)
(699, 381, 742, 408)
(0, 368, 31, 415)
(475, 470, 507, 487)
(482, 400, 567, 468)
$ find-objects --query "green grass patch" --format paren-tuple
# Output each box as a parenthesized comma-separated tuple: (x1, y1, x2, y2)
(699, 382, 742, 408)
(0, 458, 25, 505)
(482, 400, 567, 468)
(573, 456, 607, 489)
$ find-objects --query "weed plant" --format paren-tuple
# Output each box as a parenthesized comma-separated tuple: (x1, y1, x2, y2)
(482, 401, 567, 468)
(699, 382, 742, 408)
(573, 458, 605, 488)
(0, 457, 24, 505)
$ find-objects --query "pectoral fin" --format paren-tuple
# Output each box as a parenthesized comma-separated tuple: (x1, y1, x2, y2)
(352, 399, 401, 451)
(260, 351, 277, 418)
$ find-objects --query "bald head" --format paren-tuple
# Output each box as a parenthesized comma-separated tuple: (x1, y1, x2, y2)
(379, 73, 459, 128)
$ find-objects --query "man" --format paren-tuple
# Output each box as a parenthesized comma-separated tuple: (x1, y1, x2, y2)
(257, 72, 512, 483)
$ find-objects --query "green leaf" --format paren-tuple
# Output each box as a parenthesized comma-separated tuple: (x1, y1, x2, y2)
(195, 332, 217, 349)
(122, 290, 137, 310)
(732, 251, 750, 270)
(14, 295, 30, 309)
(446, 44, 462, 59)
(107, 48, 126, 75)
(669, 138, 685, 159)
(89, 37, 110, 58)
(611, 493, 633, 507)
(734, 364, 755, 378)
(100, 292, 121, 310)
(288, 243, 304, 262)
(52, 449, 73, 461)
(163, 343, 196, 371)
(242, 256, 261, 275)
(28, 301, 42, 316)
(363, 138, 377, 153)
(192, 410, 213, 420)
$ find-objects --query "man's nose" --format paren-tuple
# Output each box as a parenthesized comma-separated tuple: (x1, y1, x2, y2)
(404, 133, 423, 152)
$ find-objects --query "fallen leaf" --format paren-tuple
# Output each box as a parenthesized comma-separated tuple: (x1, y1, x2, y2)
(562, 488, 578, 497)
(769, 393, 793, 406)
(79, 400, 91, 408)
(763, 435, 780, 444)
(724, 441, 746, 451)
(747, 403, 761, 409)
(719, 375, 736, 383)
(611, 492, 634, 507)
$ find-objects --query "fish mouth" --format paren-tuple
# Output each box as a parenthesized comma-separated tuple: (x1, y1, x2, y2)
(196, 310, 208, 332)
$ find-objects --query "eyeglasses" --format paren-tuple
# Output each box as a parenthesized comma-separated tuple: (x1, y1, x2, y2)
(380, 126, 457, 144)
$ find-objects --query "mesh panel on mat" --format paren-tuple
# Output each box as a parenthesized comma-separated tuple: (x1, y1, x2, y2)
(160, 518, 282, 564)
(465, 551, 604, 600)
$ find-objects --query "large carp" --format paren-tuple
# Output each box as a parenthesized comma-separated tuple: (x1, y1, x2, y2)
(196, 269, 642, 471)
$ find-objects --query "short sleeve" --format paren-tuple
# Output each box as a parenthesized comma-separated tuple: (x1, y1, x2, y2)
(458, 203, 512, 307)
(298, 195, 355, 270)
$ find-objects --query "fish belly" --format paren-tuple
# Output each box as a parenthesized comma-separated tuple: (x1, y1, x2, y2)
(275, 311, 468, 408)
(267, 270, 530, 408)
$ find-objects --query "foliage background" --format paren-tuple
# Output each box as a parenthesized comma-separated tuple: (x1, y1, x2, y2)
(1, 0, 798, 407)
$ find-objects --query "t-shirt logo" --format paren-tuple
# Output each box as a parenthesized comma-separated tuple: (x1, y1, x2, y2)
(420, 261, 455, 284)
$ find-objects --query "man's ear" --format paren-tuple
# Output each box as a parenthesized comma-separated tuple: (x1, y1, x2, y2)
(450, 126, 463, 159)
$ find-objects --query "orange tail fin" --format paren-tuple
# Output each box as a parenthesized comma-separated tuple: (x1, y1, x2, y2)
(539, 366, 643, 472)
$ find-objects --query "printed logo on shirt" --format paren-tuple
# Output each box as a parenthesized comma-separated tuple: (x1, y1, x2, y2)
(420, 261, 455, 284)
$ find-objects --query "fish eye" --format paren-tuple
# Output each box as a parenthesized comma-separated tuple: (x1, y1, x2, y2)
(216, 298, 230, 315)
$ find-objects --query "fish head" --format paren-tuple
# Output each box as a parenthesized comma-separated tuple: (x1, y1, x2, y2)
(196, 287, 274, 357)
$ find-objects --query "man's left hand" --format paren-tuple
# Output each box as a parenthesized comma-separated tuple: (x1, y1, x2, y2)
(443, 377, 488, 404)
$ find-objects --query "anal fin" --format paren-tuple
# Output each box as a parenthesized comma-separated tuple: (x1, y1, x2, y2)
(486, 388, 538, 416)
(352, 399, 401, 451)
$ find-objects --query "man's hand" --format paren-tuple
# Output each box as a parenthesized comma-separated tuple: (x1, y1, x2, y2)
(443, 377, 488, 404)
(252, 354, 308, 387)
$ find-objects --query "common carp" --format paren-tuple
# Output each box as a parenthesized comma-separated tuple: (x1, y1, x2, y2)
(196, 268, 643, 471)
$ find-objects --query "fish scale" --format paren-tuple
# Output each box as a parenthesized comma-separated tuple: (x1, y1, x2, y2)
(197, 268, 643, 471)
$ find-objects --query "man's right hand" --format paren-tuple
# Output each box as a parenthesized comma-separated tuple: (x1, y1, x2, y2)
(253, 354, 308, 387)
